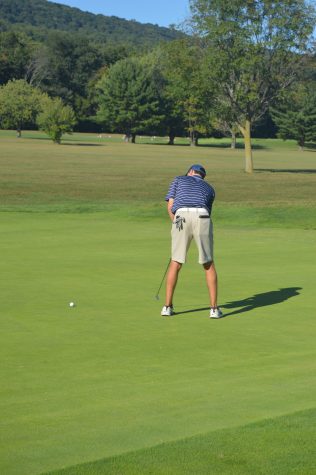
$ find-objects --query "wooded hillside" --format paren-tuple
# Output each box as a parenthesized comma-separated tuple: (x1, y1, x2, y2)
(0, 0, 184, 47)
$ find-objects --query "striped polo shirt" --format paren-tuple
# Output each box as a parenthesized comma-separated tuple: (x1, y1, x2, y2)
(165, 175, 215, 214)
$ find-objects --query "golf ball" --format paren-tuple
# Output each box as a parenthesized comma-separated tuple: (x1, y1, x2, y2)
(69, 302, 75, 308)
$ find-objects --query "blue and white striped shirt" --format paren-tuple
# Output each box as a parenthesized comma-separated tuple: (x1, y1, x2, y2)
(165, 175, 215, 214)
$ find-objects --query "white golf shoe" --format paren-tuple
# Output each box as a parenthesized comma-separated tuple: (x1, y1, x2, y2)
(161, 305, 174, 316)
(210, 307, 224, 319)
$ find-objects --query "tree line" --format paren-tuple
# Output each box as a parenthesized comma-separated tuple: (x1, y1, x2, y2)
(0, 0, 315, 172)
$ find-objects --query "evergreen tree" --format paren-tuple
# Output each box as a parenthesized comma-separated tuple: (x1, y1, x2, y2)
(272, 84, 316, 150)
(97, 57, 164, 142)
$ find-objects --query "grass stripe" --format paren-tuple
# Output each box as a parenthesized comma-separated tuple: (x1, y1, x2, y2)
(44, 407, 316, 475)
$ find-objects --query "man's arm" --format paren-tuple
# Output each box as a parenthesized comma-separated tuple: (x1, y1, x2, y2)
(167, 198, 175, 222)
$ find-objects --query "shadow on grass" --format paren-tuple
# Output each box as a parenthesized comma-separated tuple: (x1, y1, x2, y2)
(304, 143, 316, 150)
(222, 287, 302, 317)
(175, 306, 210, 316)
(175, 287, 302, 318)
(23, 137, 103, 146)
(61, 143, 103, 147)
(199, 143, 266, 150)
(146, 142, 267, 150)
(256, 168, 316, 174)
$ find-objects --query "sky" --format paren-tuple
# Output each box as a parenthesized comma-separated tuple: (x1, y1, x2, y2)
(52, 0, 191, 28)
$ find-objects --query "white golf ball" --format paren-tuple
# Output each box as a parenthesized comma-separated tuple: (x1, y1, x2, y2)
(69, 302, 75, 308)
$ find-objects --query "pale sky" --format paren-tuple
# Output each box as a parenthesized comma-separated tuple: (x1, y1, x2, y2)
(51, 0, 191, 28)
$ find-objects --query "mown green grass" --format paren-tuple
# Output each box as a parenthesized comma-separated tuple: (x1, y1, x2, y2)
(1, 214, 316, 475)
(47, 408, 316, 475)
(0, 131, 315, 475)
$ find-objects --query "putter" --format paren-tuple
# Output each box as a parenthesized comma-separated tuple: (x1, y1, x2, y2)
(155, 258, 171, 300)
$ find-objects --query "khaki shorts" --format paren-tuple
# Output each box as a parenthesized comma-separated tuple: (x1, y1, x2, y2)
(171, 208, 214, 264)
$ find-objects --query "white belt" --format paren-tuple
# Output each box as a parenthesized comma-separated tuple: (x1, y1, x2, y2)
(177, 207, 208, 213)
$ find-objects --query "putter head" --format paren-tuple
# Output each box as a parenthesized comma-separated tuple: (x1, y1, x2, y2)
(155, 295, 160, 301)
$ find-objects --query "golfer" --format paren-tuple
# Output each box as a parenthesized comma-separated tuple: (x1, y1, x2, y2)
(161, 164, 223, 318)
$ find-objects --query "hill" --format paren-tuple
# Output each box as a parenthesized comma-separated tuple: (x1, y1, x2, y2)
(0, 0, 185, 47)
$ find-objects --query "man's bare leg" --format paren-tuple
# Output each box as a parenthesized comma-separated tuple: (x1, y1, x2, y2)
(203, 261, 218, 308)
(165, 260, 182, 307)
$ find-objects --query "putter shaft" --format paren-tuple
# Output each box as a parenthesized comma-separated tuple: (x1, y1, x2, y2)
(155, 258, 171, 300)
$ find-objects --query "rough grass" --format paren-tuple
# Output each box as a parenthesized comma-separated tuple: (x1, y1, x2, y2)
(1, 131, 316, 210)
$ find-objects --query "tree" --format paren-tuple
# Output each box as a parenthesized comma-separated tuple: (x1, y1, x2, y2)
(96, 57, 164, 143)
(24, 44, 51, 87)
(0, 31, 33, 85)
(272, 83, 316, 150)
(20, 32, 131, 129)
(37, 33, 99, 107)
(209, 93, 241, 147)
(212, 117, 240, 149)
(0, 79, 44, 135)
(161, 39, 212, 146)
(36, 97, 76, 143)
(189, 0, 315, 172)
(137, 47, 187, 145)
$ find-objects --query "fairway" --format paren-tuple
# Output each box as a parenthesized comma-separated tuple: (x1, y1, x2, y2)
(1, 132, 316, 474)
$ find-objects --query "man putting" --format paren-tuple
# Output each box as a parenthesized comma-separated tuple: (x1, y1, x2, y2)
(161, 164, 223, 319)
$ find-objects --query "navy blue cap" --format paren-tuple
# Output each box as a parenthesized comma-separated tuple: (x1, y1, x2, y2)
(186, 164, 206, 177)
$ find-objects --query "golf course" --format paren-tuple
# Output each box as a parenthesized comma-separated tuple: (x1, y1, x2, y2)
(1, 130, 316, 474)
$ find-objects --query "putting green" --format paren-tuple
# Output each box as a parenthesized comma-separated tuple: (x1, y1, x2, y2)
(47, 408, 316, 474)
(1, 212, 315, 474)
